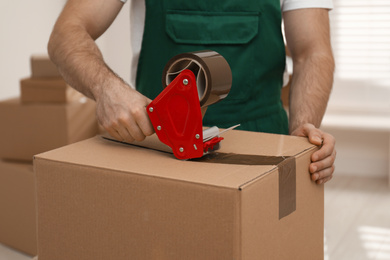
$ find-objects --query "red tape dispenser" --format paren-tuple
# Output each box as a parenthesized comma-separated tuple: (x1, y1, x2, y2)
(146, 50, 233, 160)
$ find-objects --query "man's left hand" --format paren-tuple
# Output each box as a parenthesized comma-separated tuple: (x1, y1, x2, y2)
(291, 123, 336, 184)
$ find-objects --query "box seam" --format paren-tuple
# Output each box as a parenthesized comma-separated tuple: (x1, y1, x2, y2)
(33, 157, 240, 192)
(238, 166, 278, 190)
(293, 145, 317, 159)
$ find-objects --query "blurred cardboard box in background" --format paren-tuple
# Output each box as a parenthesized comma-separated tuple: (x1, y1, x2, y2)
(0, 53, 98, 258)
(0, 160, 37, 256)
(30, 54, 61, 78)
(0, 97, 98, 162)
(20, 77, 82, 104)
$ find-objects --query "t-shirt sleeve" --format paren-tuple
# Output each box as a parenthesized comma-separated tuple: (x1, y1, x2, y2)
(281, 0, 333, 12)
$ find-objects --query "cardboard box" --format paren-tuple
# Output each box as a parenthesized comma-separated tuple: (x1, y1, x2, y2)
(20, 77, 82, 104)
(30, 54, 61, 78)
(0, 97, 98, 162)
(34, 132, 324, 260)
(0, 160, 37, 256)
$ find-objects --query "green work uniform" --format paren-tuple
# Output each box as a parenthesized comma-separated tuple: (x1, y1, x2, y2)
(136, 0, 289, 135)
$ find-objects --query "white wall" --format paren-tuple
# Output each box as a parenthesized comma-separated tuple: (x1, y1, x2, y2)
(99, 3, 131, 85)
(0, 1, 64, 100)
(321, 126, 389, 178)
(0, 1, 131, 101)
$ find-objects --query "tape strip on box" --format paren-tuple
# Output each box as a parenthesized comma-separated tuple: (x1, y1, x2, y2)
(192, 152, 296, 219)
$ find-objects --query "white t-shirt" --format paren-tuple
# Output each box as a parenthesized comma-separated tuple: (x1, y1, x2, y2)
(127, 0, 333, 87)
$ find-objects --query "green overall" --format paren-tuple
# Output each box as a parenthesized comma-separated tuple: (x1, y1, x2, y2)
(136, 0, 288, 135)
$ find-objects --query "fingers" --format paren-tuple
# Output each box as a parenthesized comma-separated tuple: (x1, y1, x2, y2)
(100, 117, 135, 143)
(118, 112, 144, 142)
(96, 87, 155, 143)
(105, 127, 123, 142)
(311, 132, 335, 162)
(290, 123, 336, 185)
(311, 163, 335, 184)
(298, 123, 323, 146)
(129, 105, 155, 139)
(115, 120, 135, 142)
(315, 173, 333, 185)
(113, 107, 154, 142)
(310, 149, 336, 173)
(310, 134, 336, 185)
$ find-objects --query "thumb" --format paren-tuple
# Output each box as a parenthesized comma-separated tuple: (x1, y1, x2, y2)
(291, 124, 323, 146)
(307, 129, 323, 146)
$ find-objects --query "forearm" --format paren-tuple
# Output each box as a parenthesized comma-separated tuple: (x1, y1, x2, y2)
(48, 24, 123, 102)
(283, 8, 336, 184)
(47, 0, 126, 102)
(288, 51, 334, 132)
(283, 8, 335, 133)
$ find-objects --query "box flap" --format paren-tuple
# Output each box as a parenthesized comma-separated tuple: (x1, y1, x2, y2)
(129, 129, 314, 157)
(34, 130, 315, 189)
(220, 129, 315, 156)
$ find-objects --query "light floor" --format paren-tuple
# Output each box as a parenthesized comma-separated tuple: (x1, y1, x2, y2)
(0, 175, 389, 260)
(324, 175, 390, 260)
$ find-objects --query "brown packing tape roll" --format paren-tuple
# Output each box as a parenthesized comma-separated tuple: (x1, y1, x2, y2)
(162, 50, 232, 108)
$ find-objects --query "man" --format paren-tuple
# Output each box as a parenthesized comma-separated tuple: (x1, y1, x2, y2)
(48, 0, 336, 184)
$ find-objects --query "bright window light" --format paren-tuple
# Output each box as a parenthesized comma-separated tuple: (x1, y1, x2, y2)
(328, 0, 390, 110)
(358, 225, 390, 259)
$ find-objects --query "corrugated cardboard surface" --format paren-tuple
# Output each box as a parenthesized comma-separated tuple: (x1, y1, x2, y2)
(20, 77, 82, 104)
(0, 160, 37, 256)
(0, 97, 98, 162)
(240, 145, 323, 259)
(34, 131, 323, 260)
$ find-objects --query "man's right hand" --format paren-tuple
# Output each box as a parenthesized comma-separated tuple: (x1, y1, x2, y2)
(96, 82, 155, 143)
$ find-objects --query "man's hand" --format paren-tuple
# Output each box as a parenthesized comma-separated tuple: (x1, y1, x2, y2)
(96, 82, 155, 143)
(291, 123, 336, 184)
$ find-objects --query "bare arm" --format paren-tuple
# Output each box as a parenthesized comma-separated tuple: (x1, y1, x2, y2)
(48, 0, 123, 99)
(48, 0, 154, 142)
(283, 8, 335, 131)
(283, 8, 336, 184)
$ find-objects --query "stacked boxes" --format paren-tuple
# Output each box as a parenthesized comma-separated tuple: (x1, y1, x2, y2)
(0, 97, 97, 161)
(30, 54, 62, 78)
(20, 77, 81, 104)
(0, 54, 99, 256)
(0, 161, 36, 256)
(0, 54, 98, 161)
(21, 54, 82, 104)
